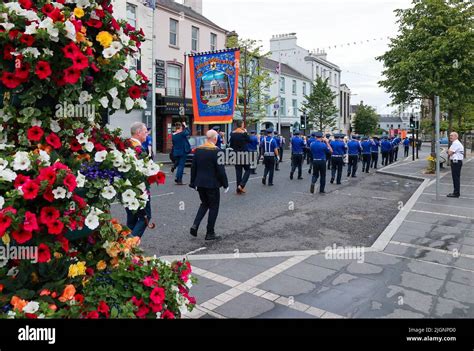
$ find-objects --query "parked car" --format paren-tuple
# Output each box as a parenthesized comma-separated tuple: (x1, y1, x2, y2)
(439, 137, 448, 145)
(169, 136, 209, 166)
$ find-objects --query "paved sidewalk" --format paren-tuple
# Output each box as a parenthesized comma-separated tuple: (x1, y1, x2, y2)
(161, 148, 474, 319)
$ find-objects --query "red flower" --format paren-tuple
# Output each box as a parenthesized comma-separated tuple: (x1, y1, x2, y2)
(128, 86, 141, 99)
(72, 194, 86, 209)
(27, 126, 44, 142)
(149, 287, 165, 305)
(94, 143, 106, 152)
(12, 227, 33, 244)
(46, 133, 61, 149)
(161, 310, 175, 319)
(35, 61, 52, 80)
(20, 34, 35, 46)
(42, 4, 64, 22)
(8, 30, 20, 41)
(74, 294, 84, 304)
(24, 211, 39, 232)
(14, 174, 30, 189)
(98, 301, 110, 318)
(0, 214, 12, 237)
(73, 53, 89, 70)
(131, 296, 144, 307)
(43, 188, 54, 203)
(85, 267, 94, 276)
(1, 72, 21, 89)
(85, 19, 103, 29)
(70, 138, 82, 152)
(63, 174, 77, 192)
(38, 167, 56, 185)
(86, 311, 99, 319)
(3, 44, 14, 60)
(40, 207, 60, 225)
(149, 302, 163, 313)
(110, 18, 120, 31)
(47, 220, 64, 235)
(143, 276, 155, 287)
(62, 43, 81, 60)
(15, 62, 30, 82)
(53, 162, 69, 171)
(25, 313, 38, 319)
(38, 243, 51, 263)
(135, 305, 150, 319)
(63, 67, 81, 85)
(22, 180, 40, 200)
(56, 236, 69, 253)
(90, 63, 100, 73)
(19, 0, 33, 9)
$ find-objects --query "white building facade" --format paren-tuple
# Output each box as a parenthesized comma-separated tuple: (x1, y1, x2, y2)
(270, 33, 348, 134)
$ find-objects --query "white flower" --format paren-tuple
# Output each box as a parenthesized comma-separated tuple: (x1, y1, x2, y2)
(139, 191, 149, 201)
(155, 312, 162, 319)
(38, 314, 45, 319)
(138, 99, 147, 109)
(145, 162, 160, 176)
(84, 142, 94, 152)
(76, 133, 88, 145)
(110, 41, 123, 52)
(23, 301, 40, 314)
(43, 48, 54, 57)
(76, 172, 86, 188)
(127, 198, 140, 211)
(108, 87, 119, 99)
(24, 23, 38, 35)
(125, 97, 134, 111)
(79, 91, 92, 105)
(101, 185, 116, 200)
(0, 169, 17, 182)
(21, 47, 41, 58)
(85, 212, 100, 230)
(118, 163, 131, 173)
(111, 152, 124, 167)
(114, 69, 128, 82)
(112, 98, 121, 110)
(39, 18, 59, 42)
(50, 120, 61, 133)
(137, 182, 147, 192)
(185, 280, 193, 289)
(99, 96, 109, 108)
(134, 159, 145, 173)
(7, 311, 16, 319)
(103, 47, 118, 59)
(52, 187, 67, 199)
(64, 20, 76, 41)
(38, 150, 51, 166)
(0, 195, 4, 210)
(13, 151, 31, 171)
(94, 150, 108, 163)
(7, 267, 19, 277)
(122, 189, 136, 203)
(73, 0, 92, 9)
(0, 158, 7, 170)
(129, 70, 141, 85)
(69, 202, 76, 211)
(90, 207, 104, 216)
(1, 23, 15, 31)
(124, 179, 132, 186)
(30, 118, 42, 127)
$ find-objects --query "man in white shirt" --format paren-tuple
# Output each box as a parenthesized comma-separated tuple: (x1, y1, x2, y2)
(447, 132, 464, 198)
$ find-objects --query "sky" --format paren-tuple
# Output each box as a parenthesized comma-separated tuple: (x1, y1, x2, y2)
(200, 0, 414, 114)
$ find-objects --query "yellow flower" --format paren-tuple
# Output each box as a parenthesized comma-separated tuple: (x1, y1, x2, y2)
(68, 261, 87, 278)
(74, 7, 85, 18)
(96, 31, 113, 48)
(2, 233, 10, 245)
(97, 260, 107, 271)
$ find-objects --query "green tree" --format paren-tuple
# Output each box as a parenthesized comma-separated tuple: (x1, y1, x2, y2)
(376, 0, 474, 155)
(353, 103, 379, 135)
(227, 37, 276, 126)
(300, 77, 338, 131)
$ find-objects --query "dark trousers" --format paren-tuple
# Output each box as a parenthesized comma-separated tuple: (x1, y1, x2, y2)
(382, 152, 389, 166)
(193, 187, 220, 234)
(451, 160, 463, 196)
(275, 155, 280, 170)
(389, 150, 394, 164)
(312, 160, 327, 192)
(305, 149, 311, 164)
(279, 147, 284, 162)
(175, 155, 187, 182)
(126, 200, 151, 238)
(393, 147, 399, 161)
(362, 154, 371, 173)
(404, 146, 409, 157)
(327, 157, 332, 170)
(258, 147, 263, 164)
(370, 152, 378, 169)
(235, 164, 251, 188)
(263, 156, 275, 184)
(347, 155, 358, 176)
(331, 156, 343, 184)
(291, 154, 303, 178)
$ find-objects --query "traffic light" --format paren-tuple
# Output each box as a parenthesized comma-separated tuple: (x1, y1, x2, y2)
(409, 115, 415, 129)
(300, 115, 306, 129)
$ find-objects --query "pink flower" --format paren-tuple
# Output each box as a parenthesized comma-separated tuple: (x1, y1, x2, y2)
(149, 287, 165, 305)
(143, 276, 155, 287)
(23, 211, 39, 232)
(161, 310, 175, 319)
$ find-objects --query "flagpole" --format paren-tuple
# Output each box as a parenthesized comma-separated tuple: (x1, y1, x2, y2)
(277, 41, 281, 134)
(150, 0, 157, 157)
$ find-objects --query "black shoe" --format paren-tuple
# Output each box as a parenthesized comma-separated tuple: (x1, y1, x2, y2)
(298, 177, 303, 180)
(308, 169, 312, 174)
(268, 183, 274, 186)
(330, 178, 334, 184)
(205, 233, 221, 241)
(310, 183, 315, 194)
(175, 180, 186, 185)
(262, 177, 266, 185)
(352, 175, 357, 178)
(337, 182, 341, 185)
(447, 193, 460, 198)
(275, 168, 280, 171)
(290, 173, 294, 180)
(190, 226, 198, 237)
(171, 167, 175, 173)
(347, 173, 350, 177)
(366, 171, 369, 173)
(320, 191, 325, 194)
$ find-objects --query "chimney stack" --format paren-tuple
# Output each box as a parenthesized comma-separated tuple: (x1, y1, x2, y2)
(183, 0, 202, 14)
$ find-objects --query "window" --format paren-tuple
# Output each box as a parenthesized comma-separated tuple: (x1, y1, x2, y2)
(292, 80, 297, 95)
(192, 26, 199, 52)
(169, 19, 178, 46)
(210, 33, 217, 51)
(267, 104, 272, 117)
(303, 82, 307, 96)
(292, 99, 298, 116)
(126, 3, 137, 28)
(279, 97, 286, 116)
(167, 65, 182, 96)
(398, 124, 401, 129)
(280, 77, 285, 93)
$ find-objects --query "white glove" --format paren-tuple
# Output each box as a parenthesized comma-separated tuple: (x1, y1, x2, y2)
(224, 187, 229, 193)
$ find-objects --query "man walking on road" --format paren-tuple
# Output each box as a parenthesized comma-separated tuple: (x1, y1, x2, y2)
(290, 130, 305, 180)
(370, 136, 380, 169)
(347, 135, 362, 178)
(189, 130, 229, 240)
(447, 132, 464, 198)
(229, 120, 251, 194)
(172, 122, 191, 185)
(381, 136, 391, 166)
(403, 137, 410, 157)
(261, 128, 279, 186)
(330, 133, 346, 184)
(361, 136, 372, 173)
(310, 132, 333, 194)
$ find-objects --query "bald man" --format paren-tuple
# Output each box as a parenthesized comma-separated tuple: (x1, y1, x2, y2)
(189, 130, 229, 240)
(447, 132, 464, 198)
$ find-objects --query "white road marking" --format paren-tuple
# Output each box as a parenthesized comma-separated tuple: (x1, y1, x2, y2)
(411, 209, 474, 220)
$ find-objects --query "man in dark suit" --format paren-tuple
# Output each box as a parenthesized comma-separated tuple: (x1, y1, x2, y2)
(229, 120, 251, 194)
(172, 122, 191, 185)
(189, 130, 229, 240)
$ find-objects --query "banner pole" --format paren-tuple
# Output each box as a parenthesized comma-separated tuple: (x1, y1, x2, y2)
(183, 52, 187, 126)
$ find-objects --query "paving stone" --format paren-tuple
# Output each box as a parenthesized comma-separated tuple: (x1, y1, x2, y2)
(385, 285, 435, 314)
(449, 269, 474, 287)
(452, 257, 474, 271)
(256, 304, 314, 319)
(432, 296, 472, 318)
(384, 309, 426, 318)
(412, 249, 455, 265)
(257, 273, 316, 297)
(346, 262, 384, 275)
(406, 260, 451, 280)
(331, 273, 357, 286)
(442, 281, 474, 304)
(189, 277, 232, 305)
(283, 262, 338, 284)
(190, 260, 275, 282)
(399, 271, 444, 295)
(191, 257, 288, 270)
(460, 244, 474, 256)
(363, 252, 403, 266)
(303, 254, 354, 270)
(214, 293, 274, 318)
